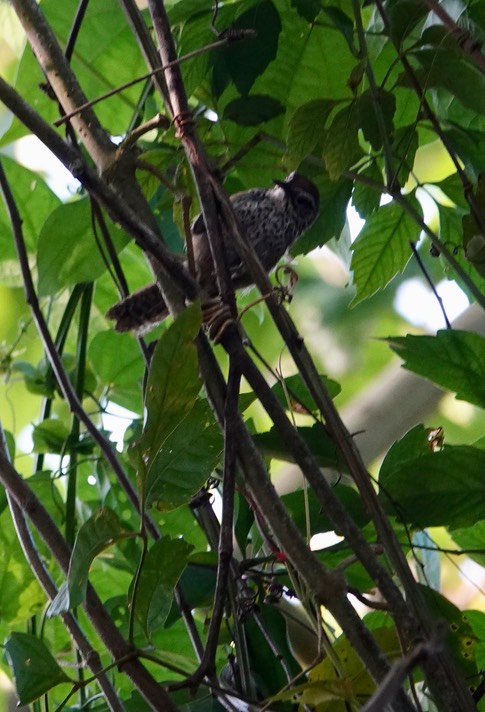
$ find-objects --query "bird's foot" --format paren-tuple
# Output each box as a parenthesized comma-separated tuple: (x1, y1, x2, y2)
(202, 297, 237, 343)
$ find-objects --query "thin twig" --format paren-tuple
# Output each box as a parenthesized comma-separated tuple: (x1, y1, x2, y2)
(64, 0, 91, 63)
(361, 635, 443, 712)
(53, 36, 252, 127)
(409, 241, 452, 329)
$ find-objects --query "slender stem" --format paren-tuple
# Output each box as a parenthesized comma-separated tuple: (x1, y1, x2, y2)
(66, 283, 93, 547)
(54, 36, 246, 127)
(352, 0, 397, 189)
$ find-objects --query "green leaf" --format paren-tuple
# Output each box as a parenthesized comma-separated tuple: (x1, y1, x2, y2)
(418, 586, 479, 679)
(32, 418, 70, 454)
(379, 424, 430, 484)
(387, 0, 429, 44)
(386, 330, 485, 409)
(291, 173, 352, 254)
(48, 508, 131, 615)
(135, 536, 193, 639)
(88, 330, 145, 411)
(352, 162, 384, 219)
(0, 157, 60, 267)
(413, 47, 485, 116)
(350, 196, 421, 303)
(37, 200, 130, 296)
(244, 605, 301, 696)
(291, 0, 322, 23)
(357, 89, 396, 151)
(213, 0, 282, 96)
(277, 627, 400, 706)
(286, 98, 337, 168)
(444, 126, 485, 177)
(5, 633, 70, 704)
(282, 485, 370, 536)
(144, 399, 223, 511)
(321, 6, 357, 56)
(1, 0, 148, 143)
(0, 508, 45, 625)
(138, 304, 202, 475)
(390, 125, 419, 186)
(379, 444, 485, 528)
(223, 94, 285, 126)
(254, 423, 346, 471)
(450, 520, 485, 567)
(271, 372, 341, 413)
(323, 102, 362, 180)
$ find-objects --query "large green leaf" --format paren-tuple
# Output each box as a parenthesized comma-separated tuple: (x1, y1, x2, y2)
(379, 443, 485, 528)
(31, 418, 70, 454)
(270, 372, 341, 413)
(350, 196, 421, 303)
(5, 633, 71, 704)
(286, 98, 338, 169)
(223, 94, 285, 126)
(48, 508, 131, 615)
(413, 45, 485, 117)
(323, 102, 362, 180)
(144, 399, 223, 511)
(138, 304, 202, 477)
(387, 330, 485, 409)
(88, 330, 145, 411)
(213, 1, 282, 97)
(37, 200, 130, 296)
(254, 423, 346, 471)
(282, 485, 369, 536)
(0, 509, 45, 628)
(249, 2, 357, 112)
(1, 0, 147, 144)
(0, 157, 60, 270)
(352, 162, 383, 219)
(357, 88, 396, 151)
(134, 536, 193, 639)
(418, 586, 479, 680)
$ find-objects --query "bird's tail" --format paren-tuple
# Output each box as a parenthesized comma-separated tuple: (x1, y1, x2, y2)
(106, 283, 168, 335)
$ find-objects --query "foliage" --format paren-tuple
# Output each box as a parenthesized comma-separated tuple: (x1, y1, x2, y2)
(0, 0, 484, 710)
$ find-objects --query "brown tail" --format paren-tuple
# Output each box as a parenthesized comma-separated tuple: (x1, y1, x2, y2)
(106, 283, 168, 335)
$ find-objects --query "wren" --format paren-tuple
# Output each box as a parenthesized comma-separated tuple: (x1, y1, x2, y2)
(106, 172, 319, 334)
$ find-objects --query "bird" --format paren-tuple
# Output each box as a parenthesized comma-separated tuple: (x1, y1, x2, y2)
(106, 172, 320, 335)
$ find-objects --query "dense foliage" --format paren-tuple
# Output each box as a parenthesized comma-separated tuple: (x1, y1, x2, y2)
(0, 0, 484, 710)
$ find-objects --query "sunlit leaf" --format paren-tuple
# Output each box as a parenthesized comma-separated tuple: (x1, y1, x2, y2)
(0, 157, 60, 265)
(37, 200, 130, 296)
(32, 418, 70, 454)
(352, 162, 384, 219)
(350, 196, 421, 303)
(386, 330, 485, 408)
